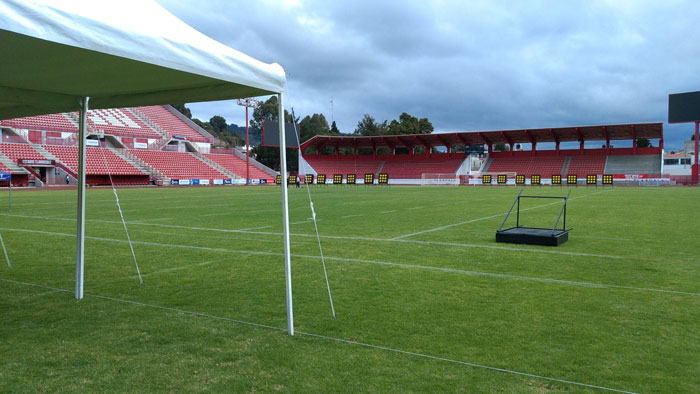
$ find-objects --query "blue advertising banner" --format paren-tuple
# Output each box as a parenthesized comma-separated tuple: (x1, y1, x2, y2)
(192, 179, 200, 185)
(223, 179, 232, 185)
(170, 179, 179, 185)
(259, 179, 267, 184)
(0, 171, 11, 181)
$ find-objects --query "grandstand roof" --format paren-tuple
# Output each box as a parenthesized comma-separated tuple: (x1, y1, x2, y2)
(0, 0, 286, 120)
(300, 122, 663, 151)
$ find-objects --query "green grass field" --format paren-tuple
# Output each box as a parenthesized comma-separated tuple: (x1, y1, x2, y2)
(0, 185, 698, 393)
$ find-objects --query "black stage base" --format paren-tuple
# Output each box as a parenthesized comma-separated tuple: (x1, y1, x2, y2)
(496, 227, 569, 246)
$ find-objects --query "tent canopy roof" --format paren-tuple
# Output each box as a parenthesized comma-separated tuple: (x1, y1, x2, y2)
(300, 122, 664, 151)
(0, 0, 286, 120)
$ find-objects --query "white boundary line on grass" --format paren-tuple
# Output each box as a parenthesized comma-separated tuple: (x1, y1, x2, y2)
(1, 212, 698, 264)
(0, 278, 640, 394)
(2, 227, 697, 297)
(392, 189, 615, 240)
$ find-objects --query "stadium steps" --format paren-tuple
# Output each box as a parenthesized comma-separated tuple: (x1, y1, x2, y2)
(482, 157, 493, 172)
(64, 112, 94, 133)
(604, 154, 661, 174)
(61, 112, 80, 128)
(561, 156, 572, 175)
(232, 147, 278, 177)
(376, 160, 385, 175)
(113, 148, 167, 182)
(190, 152, 240, 179)
(29, 143, 58, 161)
(0, 151, 28, 174)
(127, 108, 170, 139)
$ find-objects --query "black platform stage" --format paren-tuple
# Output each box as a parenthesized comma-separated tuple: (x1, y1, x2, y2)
(495, 189, 572, 247)
(496, 227, 569, 246)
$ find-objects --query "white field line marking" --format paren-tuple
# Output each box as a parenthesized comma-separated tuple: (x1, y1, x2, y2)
(9, 190, 279, 206)
(0, 278, 640, 394)
(391, 189, 614, 240)
(2, 227, 697, 297)
(380, 210, 396, 214)
(130, 228, 290, 246)
(0, 213, 693, 263)
(296, 331, 640, 394)
(249, 208, 281, 214)
(129, 217, 174, 223)
(0, 213, 275, 235)
(142, 258, 230, 277)
(341, 214, 363, 219)
(291, 218, 321, 225)
(407, 206, 424, 210)
(14, 288, 64, 301)
(576, 235, 632, 241)
(239, 225, 273, 231)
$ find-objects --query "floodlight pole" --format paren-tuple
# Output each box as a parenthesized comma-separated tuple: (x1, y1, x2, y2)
(75, 96, 89, 300)
(278, 93, 294, 335)
(237, 98, 260, 185)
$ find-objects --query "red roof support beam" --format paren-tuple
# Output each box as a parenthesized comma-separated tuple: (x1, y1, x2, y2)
(524, 130, 536, 153)
(316, 136, 332, 157)
(478, 132, 492, 154)
(574, 127, 583, 153)
(381, 136, 395, 153)
(548, 128, 560, 154)
(456, 133, 469, 146)
(602, 126, 610, 153)
(436, 134, 451, 154)
(411, 134, 430, 155)
(394, 136, 411, 157)
(501, 131, 514, 156)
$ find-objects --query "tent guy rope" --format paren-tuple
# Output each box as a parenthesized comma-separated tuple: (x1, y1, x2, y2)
(286, 86, 337, 320)
(98, 140, 144, 285)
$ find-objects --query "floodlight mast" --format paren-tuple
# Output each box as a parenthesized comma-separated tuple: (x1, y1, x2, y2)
(237, 98, 260, 185)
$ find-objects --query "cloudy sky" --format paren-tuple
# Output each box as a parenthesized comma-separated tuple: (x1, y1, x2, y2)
(157, 0, 700, 150)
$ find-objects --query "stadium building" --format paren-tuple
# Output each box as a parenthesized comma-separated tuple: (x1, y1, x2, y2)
(0, 105, 276, 186)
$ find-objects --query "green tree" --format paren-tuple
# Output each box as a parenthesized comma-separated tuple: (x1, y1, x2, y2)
(299, 113, 330, 142)
(636, 138, 652, 148)
(170, 103, 192, 118)
(191, 118, 214, 133)
(209, 115, 228, 133)
(354, 114, 388, 136)
(330, 121, 340, 135)
(388, 112, 434, 135)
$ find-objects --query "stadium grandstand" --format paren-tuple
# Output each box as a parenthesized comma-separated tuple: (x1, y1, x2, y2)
(0, 105, 276, 187)
(299, 122, 683, 185)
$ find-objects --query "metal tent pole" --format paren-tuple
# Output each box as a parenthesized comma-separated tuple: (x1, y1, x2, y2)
(245, 105, 250, 185)
(278, 93, 294, 335)
(75, 97, 89, 300)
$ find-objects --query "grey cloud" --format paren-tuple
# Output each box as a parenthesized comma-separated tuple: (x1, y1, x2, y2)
(158, 0, 700, 149)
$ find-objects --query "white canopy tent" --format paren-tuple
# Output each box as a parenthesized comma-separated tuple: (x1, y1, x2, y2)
(0, 0, 296, 334)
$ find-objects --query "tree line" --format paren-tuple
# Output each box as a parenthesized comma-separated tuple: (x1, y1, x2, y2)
(171, 97, 434, 171)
